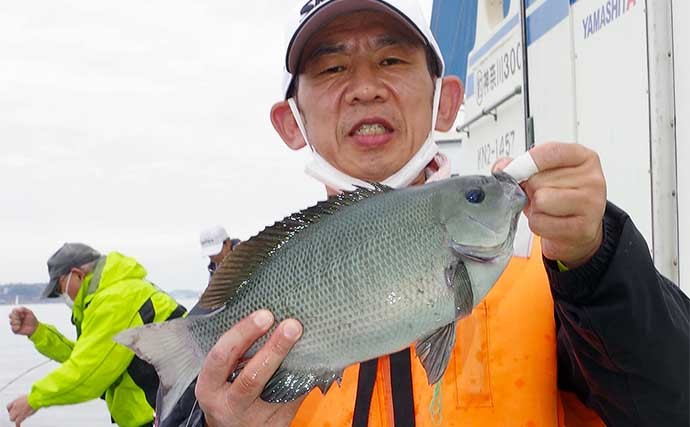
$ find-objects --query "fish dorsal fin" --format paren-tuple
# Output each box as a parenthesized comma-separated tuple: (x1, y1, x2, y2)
(197, 183, 393, 309)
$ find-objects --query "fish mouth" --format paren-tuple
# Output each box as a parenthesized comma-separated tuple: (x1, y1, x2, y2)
(493, 171, 528, 209)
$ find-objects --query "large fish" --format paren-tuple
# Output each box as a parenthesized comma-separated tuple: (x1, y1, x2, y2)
(115, 172, 526, 421)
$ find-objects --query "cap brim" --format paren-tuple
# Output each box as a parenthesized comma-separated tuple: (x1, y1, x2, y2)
(201, 242, 223, 257)
(287, 0, 425, 73)
(41, 277, 61, 299)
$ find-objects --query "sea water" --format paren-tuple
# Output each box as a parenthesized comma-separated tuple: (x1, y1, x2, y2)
(0, 299, 196, 426)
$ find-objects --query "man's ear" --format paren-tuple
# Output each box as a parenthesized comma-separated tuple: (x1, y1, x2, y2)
(434, 76, 464, 132)
(71, 267, 84, 281)
(271, 100, 307, 150)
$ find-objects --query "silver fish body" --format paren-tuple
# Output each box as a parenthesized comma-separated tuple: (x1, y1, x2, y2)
(116, 173, 526, 420)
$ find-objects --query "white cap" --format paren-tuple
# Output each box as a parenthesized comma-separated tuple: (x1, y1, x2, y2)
(282, 0, 445, 98)
(200, 225, 228, 257)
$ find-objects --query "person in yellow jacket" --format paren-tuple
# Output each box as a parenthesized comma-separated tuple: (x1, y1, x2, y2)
(163, 1, 688, 427)
(7, 242, 186, 426)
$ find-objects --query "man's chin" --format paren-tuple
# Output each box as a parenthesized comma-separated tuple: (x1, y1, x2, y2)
(344, 157, 402, 183)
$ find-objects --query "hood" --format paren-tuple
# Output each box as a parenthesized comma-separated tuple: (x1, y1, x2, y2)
(96, 252, 148, 290)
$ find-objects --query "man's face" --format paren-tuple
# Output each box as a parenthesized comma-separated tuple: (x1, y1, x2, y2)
(295, 11, 436, 183)
(58, 268, 83, 299)
(209, 240, 231, 265)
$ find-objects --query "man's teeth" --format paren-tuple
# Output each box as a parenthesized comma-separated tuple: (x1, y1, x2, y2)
(355, 124, 387, 136)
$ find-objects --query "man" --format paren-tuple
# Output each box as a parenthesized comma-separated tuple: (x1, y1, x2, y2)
(200, 225, 240, 279)
(190, 1, 688, 426)
(6, 243, 185, 426)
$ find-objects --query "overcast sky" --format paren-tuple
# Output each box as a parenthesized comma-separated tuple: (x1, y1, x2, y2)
(0, 0, 433, 292)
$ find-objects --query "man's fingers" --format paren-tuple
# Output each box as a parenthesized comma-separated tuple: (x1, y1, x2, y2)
(524, 166, 585, 191)
(197, 310, 275, 399)
(530, 187, 591, 217)
(9, 309, 22, 322)
(530, 212, 601, 243)
(529, 142, 588, 172)
(491, 157, 513, 173)
(527, 213, 589, 242)
(227, 319, 303, 406)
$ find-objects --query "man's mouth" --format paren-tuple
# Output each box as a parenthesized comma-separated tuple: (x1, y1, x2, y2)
(349, 118, 393, 137)
(354, 123, 388, 136)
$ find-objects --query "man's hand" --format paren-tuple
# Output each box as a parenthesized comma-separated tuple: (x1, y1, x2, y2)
(495, 142, 607, 268)
(196, 310, 305, 427)
(7, 395, 36, 426)
(9, 308, 38, 337)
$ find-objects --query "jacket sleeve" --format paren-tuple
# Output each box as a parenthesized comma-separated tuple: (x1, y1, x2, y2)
(29, 322, 75, 363)
(548, 202, 690, 427)
(27, 295, 139, 410)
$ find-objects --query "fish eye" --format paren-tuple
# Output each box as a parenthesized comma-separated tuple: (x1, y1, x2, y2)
(465, 188, 485, 204)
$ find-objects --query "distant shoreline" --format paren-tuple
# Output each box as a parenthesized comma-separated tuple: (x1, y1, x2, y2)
(0, 284, 199, 306)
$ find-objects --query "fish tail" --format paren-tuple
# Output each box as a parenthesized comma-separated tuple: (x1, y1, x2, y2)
(114, 317, 202, 422)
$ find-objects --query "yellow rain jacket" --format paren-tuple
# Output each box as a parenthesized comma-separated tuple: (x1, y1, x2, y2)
(27, 252, 185, 427)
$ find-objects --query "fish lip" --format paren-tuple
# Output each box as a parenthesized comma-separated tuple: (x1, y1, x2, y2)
(348, 117, 394, 136)
(493, 171, 528, 209)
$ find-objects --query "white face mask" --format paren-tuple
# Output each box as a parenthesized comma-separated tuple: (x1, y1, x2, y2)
(288, 78, 444, 192)
(61, 272, 74, 308)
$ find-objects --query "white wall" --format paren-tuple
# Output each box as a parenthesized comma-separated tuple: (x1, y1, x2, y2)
(571, 0, 653, 245)
(673, 0, 689, 291)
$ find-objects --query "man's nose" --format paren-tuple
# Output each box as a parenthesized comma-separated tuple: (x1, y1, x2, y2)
(344, 63, 388, 104)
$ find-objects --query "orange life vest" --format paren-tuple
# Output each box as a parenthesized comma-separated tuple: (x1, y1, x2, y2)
(291, 238, 605, 426)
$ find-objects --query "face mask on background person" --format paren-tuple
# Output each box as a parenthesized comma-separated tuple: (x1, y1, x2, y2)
(61, 271, 74, 308)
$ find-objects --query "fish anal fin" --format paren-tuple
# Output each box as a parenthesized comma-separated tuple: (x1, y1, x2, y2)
(414, 322, 457, 385)
(316, 369, 344, 394)
(260, 367, 344, 403)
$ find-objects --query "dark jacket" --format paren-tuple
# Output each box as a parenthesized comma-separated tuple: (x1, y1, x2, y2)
(549, 202, 689, 426)
(160, 202, 689, 427)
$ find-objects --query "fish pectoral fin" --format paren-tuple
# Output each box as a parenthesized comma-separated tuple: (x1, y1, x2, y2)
(414, 322, 457, 385)
(445, 260, 474, 318)
(261, 367, 343, 403)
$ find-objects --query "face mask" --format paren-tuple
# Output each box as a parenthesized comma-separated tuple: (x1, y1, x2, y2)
(61, 272, 74, 308)
(288, 78, 444, 192)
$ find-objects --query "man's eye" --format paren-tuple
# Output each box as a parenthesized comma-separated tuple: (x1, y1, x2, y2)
(321, 65, 345, 74)
(381, 57, 403, 66)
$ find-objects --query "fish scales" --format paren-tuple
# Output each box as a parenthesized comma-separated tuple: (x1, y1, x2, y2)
(190, 187, 454, 369)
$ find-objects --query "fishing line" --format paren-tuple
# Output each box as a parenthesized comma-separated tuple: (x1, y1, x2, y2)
(0, 359, 52, 394)
(429, 381, 443, 425)
(184, 399, 199, 427)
